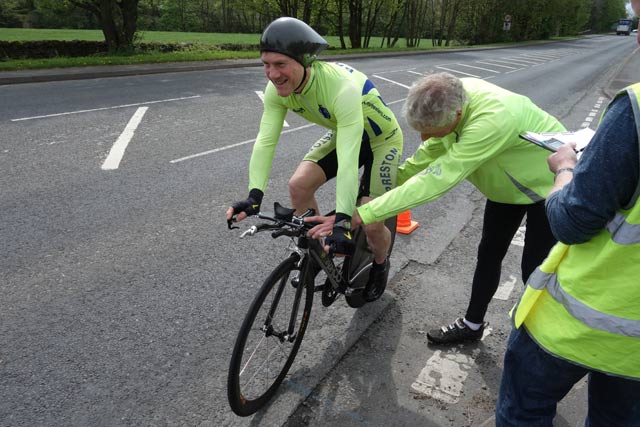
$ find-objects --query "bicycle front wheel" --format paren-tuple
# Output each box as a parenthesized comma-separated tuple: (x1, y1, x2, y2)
(227, 254, 314, 416)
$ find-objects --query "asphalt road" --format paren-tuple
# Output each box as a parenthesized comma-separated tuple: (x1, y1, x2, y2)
(1, 35, 638, 427)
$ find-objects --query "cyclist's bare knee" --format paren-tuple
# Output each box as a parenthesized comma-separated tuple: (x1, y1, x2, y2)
(289, 161, 325, 212)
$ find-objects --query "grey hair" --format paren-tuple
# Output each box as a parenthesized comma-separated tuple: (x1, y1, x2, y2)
(402, 72, 467, 131)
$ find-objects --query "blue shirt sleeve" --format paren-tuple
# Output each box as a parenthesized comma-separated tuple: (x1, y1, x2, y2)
(545, 95, 639, 244)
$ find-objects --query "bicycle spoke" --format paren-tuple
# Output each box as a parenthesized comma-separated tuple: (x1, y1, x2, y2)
(241, 339, 284, 391)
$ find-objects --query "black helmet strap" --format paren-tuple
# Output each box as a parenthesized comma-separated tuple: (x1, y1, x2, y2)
(294, 66, 308, 94)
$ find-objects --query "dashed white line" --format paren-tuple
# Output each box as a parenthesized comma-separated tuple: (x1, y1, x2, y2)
(11, 95, 200, 122)
(101, 107, 148, 170)
(581, 96, 607, 128)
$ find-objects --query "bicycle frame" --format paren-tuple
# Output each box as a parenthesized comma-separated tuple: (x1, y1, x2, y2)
(239, 206, 347, 343)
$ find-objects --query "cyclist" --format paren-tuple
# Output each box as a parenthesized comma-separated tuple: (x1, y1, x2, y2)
(226, 17, 403, 301)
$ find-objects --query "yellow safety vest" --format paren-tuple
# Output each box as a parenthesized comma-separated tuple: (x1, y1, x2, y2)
(512, 83, 640, 380)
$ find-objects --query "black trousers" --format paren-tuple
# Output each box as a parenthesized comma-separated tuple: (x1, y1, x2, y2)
(464, 199, 557, 324)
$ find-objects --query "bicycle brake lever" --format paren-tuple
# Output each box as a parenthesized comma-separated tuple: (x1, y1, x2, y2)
(240, 225, 257, 238)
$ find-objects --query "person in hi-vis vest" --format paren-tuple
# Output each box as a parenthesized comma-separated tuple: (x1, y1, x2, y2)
(496, 2, 640, 424)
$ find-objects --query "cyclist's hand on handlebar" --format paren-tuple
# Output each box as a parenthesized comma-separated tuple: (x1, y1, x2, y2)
(324, 214, 355, 256)
(227, 188, 263, 229)
(305, 214, 335, 239)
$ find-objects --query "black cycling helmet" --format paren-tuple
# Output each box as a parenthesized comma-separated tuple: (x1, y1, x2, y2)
(260, 17, 329, 67)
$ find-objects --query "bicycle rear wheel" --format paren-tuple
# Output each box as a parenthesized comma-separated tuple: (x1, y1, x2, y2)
(227, 254, 314, 416)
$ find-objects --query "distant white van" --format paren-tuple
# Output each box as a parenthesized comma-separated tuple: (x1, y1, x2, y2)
(617, 19, 633, 35)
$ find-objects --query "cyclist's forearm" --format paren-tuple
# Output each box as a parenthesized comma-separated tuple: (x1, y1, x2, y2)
(248, 141, 277, 191)
(334, 124, 363, 216)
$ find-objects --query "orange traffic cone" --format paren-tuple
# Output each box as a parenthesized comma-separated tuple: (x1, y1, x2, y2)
(397, 210, 419, 234)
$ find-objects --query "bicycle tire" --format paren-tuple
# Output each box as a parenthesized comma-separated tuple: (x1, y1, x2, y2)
(227, 254, 314, 416)
(344, 215, 397, 307)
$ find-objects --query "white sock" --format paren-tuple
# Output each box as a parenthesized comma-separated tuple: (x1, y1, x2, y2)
(463, 318, 482, 331)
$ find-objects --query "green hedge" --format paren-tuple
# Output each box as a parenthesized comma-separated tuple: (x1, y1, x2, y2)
(0, 40, 261, 60)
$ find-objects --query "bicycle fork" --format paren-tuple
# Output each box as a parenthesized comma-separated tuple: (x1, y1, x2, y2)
(263, 253, 306, 343)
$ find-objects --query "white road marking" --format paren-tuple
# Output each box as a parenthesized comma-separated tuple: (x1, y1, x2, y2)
(411, 350, 474, 404)
(506, 56, 544, 64)
(480, 58, 526, 69)
(387, 98, 406, 105)
(582, 97, 607, 128)
(455, 63, 501, 73)
(372, 75, 411, 89)
(256, 91, 289, 127)
(505, 68, 527, 74)
(170, 123, 316, 163)
(475, 60, 518, 70)
(494, 274, 517, 300)
(515, 54, 548, 62)
(435, 66, 480, 77)
(511, 225, 525, 247)
(519, 53, 558, 60)
(11, 95, 200, 122)
(101, 107, 148, 170)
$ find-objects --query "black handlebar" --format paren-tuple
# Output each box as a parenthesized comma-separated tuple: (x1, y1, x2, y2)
(232, 203, 319, 239)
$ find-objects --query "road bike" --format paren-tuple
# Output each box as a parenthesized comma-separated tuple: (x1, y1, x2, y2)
(227, 202, 396, 416)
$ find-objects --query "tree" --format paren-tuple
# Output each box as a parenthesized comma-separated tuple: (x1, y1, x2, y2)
(0, 0, 24, 27)
(68, 0, 140, 52)
(348, 0, 363, 48)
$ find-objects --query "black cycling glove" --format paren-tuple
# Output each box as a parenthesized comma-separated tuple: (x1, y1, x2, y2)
(325, 213, 355, 256)
(228, 188, 263, 229)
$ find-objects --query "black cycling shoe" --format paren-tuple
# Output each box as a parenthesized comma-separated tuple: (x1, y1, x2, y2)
(363, 258, 390, 302)
(427, 317, 487, 344)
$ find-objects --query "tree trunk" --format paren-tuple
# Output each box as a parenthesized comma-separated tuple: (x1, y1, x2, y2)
(444, 0, 462, 46)
(69, 0, 139, 52)
(303, 0, 313, 23)
(348, 0, 362, 48)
